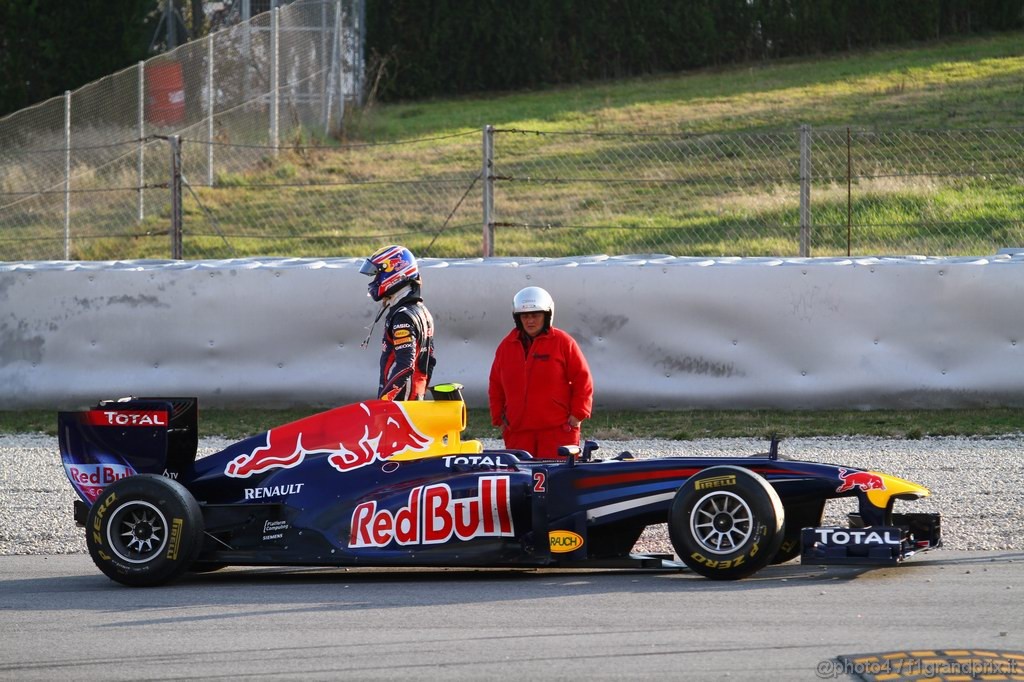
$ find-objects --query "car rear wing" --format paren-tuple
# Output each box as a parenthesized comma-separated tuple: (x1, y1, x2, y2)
(58, 397, 199, 505)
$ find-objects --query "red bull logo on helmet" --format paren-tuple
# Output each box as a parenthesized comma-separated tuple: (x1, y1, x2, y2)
(378, 254, 405, 273)
(836, 468, 887, 493)
(349, 476, 514, 548)
(225, 402, 433, 478)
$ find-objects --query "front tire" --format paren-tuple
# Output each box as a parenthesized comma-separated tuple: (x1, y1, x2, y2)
(668, 466, 785, 580)
(85, 474, 204, 587)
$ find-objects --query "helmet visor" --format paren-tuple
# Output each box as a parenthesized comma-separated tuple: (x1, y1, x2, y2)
(359, 259, 379, 277)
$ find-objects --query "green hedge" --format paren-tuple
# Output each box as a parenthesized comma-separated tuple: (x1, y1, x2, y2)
(0, 0, 155, 117)
(365, 0, 1024, 101)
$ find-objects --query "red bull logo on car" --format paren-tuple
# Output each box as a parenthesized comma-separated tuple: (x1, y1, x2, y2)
(349, 476, 514, 548)
(836, 468, 887, 493)
(64, 463, 135, 503)
(225, 401, 432, 478)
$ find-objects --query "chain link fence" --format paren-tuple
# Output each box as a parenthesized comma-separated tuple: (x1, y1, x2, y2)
(175, 130, 486, 260)
(0, 0, 363, 261)
(486, 126, 1024, 258)
(10, 124, 1020, 261)
(2, 16, 1022, 261)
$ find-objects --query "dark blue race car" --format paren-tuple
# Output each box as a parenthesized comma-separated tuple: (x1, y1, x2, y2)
(58, 386, 941, 587)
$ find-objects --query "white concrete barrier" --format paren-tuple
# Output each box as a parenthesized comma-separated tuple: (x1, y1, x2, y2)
(1, 253, 1022, 410)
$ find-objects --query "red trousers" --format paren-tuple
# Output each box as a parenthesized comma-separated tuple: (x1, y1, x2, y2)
(503, 423, 580, 459)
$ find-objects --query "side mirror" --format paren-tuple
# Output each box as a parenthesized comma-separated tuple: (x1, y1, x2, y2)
(429, 383, 464, 402)
(557, 444, 581, 466)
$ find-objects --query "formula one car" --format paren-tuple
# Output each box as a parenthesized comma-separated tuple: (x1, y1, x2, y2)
(58, 386, 941, 587)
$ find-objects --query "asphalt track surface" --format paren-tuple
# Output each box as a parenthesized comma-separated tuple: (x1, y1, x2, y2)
(1, 551, 1022, 681)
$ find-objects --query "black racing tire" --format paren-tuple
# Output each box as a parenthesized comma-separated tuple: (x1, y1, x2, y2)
(668, 466, 785, 580)
(771, 499, 825, 565)
(85, 474, 204, 587)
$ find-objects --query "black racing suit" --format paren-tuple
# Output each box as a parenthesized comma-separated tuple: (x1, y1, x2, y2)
(378, 288, 435, 401)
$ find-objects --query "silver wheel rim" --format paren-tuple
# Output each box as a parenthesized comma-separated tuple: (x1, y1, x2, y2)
(106, 500, 169, 564)
(689, 490, 754, 554)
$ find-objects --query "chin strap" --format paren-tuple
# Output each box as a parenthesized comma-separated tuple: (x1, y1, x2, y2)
(361, 299, 391, 349)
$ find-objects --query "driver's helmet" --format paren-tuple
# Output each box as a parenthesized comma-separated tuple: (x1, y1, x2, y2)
(512, 286, 554, 331)
(360, 245, 420, 301)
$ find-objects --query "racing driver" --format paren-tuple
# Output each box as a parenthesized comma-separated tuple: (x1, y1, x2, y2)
(359, 245, 436, 400)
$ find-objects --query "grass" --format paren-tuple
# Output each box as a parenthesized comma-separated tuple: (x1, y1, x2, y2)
(349, 33, 1024, 138)
(394, 34, 1023, 119)
(6, 406, 1022, 440)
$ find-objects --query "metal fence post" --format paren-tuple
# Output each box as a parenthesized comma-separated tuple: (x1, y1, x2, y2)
(799, 124, 812, 257)
(358, 0, 367, 104)
(137, 61, 145, 221)
(207, 36, 215, 186)
(355, 0, 366, 106)
(320, 0, 328, 126)
(846, 127, 852, 257)
(270, 7, 280, 155)
(337, 0, 348, 128)
(482, 125, 495, 257)
(64, 91, 71, 260)
(323, 0, 342, 133)
(170, 136, 183, 259)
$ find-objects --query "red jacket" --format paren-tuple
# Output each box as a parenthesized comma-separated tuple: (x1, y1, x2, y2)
(488, 327, 594, 432)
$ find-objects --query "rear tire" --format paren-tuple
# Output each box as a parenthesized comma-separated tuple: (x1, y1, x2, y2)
(668, 466, 784, 580)
(85, 474, 204, 587)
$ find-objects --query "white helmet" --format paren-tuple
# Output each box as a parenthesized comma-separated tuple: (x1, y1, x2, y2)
(512, 286, 554, 331)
